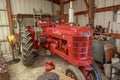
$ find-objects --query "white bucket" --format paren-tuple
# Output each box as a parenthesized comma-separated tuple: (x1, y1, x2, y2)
(111, 58, 120, 78)
(104, 64, 111, 78)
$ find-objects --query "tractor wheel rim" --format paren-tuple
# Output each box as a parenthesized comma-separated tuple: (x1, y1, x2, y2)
(66, 70, 78, 80)
(90, 74, 94, 80)
(86, 72, 94, 80)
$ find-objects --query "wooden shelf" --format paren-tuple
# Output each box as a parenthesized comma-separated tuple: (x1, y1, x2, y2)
(94, 32, 120, 39)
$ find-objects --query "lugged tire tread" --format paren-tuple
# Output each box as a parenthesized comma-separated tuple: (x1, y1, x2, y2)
(20, 26, 35, 66)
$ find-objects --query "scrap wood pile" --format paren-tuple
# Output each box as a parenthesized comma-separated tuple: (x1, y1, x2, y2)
(0, 50, 9, 80)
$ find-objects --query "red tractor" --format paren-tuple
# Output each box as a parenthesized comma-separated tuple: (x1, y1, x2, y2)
(19, 14, 102, 80)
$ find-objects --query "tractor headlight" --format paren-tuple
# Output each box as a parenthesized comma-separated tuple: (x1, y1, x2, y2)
(81, 32, 93, 37)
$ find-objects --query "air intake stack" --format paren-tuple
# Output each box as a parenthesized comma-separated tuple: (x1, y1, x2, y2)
(69, 1, 74, 26)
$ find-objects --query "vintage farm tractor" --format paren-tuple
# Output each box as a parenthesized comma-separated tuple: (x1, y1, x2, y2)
(19, 19, 102, 80)
(19, 2, 102, 80)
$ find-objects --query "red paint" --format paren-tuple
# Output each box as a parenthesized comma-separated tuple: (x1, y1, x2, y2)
(45, 61, 55, 72)
(28, 21, 94, 78)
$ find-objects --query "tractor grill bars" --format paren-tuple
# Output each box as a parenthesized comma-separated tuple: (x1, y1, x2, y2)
(73, 37, 91, 59)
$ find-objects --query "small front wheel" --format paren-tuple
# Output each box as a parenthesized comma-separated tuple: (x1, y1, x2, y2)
(66, 65, 85, 80)
(84, 64, 102, 80)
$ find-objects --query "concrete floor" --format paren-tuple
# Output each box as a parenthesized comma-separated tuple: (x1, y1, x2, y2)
(4, 52, 108, 80)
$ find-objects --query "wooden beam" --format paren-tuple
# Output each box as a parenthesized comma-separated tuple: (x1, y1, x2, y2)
(84, 0, 89, 8)
(6, 0, 13, 34)
(74, 10, 88, 15)
(12, 14, 40, 18)
(64, 5, 120, 16)
(94, 5, 120, 12)
(88, 0, 95, 29)
(47, 0, 75, 5)
(47, 0, 60, 5)
(63, 0, 75, 5)
(110, 34, 120, 39)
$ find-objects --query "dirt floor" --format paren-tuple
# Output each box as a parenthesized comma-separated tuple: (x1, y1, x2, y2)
(4, 52, 108, 80)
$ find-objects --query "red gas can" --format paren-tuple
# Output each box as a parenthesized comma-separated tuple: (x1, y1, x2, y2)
(45, 61, 55, 72)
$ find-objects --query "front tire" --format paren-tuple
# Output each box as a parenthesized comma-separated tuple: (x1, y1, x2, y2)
(66, 65, 86, 80)
(85, 64, 102, 80)
(90, 64, 102, 80)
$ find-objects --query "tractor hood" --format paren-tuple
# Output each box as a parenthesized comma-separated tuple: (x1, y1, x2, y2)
(45, 25, 93, 38)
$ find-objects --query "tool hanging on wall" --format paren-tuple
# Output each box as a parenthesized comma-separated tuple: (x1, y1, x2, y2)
(7, 34, 20, 65)
(107, 21, 110, 33)
(17, 14, 24, 55)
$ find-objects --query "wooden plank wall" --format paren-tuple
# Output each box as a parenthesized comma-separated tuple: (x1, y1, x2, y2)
(0, 0, 10, 54)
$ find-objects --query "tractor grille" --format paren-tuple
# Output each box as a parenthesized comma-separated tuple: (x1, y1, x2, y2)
(73, 37, 91, 59)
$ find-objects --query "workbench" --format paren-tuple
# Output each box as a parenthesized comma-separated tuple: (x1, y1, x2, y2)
(110, 62, 120, 80)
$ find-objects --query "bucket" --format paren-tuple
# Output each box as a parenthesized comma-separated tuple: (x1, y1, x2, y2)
(111, 58, 120, 78)
(104, 63, 111, 78)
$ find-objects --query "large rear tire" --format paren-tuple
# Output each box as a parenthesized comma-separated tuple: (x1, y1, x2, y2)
(66, 65, 86, 80)
(20, 26, 35, 66)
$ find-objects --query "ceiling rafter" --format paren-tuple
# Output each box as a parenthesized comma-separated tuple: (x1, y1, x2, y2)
(47, 0, 60, 5)
(47, 0, 75, 5)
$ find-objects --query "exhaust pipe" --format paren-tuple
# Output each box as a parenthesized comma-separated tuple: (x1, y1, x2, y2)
(69, 1, 74, 26)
